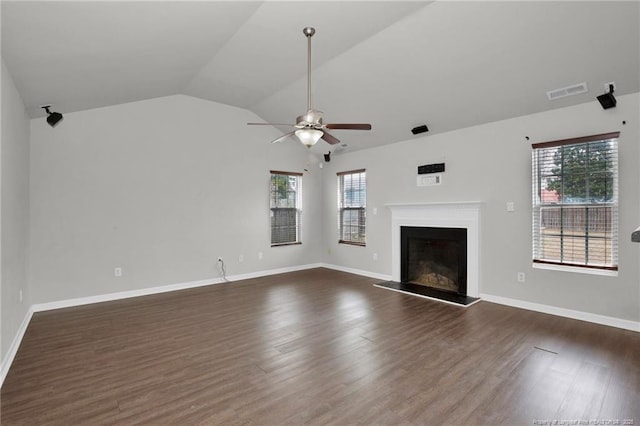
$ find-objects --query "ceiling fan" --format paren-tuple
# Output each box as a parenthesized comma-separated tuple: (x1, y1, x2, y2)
(248, 27, 372, 148)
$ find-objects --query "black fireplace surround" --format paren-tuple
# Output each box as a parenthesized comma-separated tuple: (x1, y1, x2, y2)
(401, 226, 467, 296)
(375, 225, 477, 306)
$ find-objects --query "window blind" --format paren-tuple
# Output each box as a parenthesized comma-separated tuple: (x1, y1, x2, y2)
(338, 169, 366, 245)
(532, 132, 619, 270)
(270, 171, 302, 246)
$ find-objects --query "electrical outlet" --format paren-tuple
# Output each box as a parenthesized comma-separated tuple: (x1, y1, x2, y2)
(258, 252, 263, 260)
(114, 267, 123, 277)
(507, 201, 515, 212)
(19, 290, 23, 303)
(373, 253, 378, 261)
(239, 254, 244, 263)
(217, 257, 223, 262)
(517, 272, 525, 283)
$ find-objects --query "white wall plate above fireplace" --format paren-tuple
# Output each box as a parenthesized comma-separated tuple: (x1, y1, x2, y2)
(417, 173, 442, 187)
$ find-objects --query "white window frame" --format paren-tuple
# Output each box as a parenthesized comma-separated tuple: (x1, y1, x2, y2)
(337, 169, 366, 246)
(531, 132, 619, 275)
(270, 170, 302, 246)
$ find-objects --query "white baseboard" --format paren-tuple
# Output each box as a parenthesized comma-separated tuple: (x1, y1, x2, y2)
(318, 264, 639, 333)
(319, 266, 638, 333)
(2, 263, 323, 387)
(4, 266, 637, 388)
(481, 293, 640, 332)
(223, 263, 324, 283)
(1, 307, 34, 387)
(319, 263, 392, 282)
(32, 263, 324, 313)
(32, 278, 223, 312)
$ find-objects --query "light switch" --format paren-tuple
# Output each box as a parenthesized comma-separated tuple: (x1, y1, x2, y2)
(507, 202, 515, 212)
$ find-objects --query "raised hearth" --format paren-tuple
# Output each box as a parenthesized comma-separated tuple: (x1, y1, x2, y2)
(374, 281, 479, 306)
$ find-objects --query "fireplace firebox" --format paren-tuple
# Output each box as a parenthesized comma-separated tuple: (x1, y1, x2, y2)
(401, 226, 467, 296)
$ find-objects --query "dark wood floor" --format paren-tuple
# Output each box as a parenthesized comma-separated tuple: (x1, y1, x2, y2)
(2, 268, 638, 425)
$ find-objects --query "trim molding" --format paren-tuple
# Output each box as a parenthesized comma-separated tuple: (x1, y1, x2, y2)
(32, 278, 222, 312)
(1, 307, 34, 387)
(32, 263, 324, 313)
(481, 293, 639, 332)
(320, 263, 392, 281)
(221, 263, 323, 283)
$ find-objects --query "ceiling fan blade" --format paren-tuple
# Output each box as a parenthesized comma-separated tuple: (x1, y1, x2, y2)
(325, 123, 372, 130)
(321, 130, 341, 145)
(270, 131, 296, 144)
(248, 122, 295, 127)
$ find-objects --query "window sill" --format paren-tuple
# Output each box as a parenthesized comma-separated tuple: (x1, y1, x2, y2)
(339, 240, 366, 247)
(532, 262, 618, 277)
(271, 242, 302, 247)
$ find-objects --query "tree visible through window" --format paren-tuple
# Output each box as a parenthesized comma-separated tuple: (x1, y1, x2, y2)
(532, 132, 619, 271)
(338, 169, 366, 246)
(270, 171, 302, 246)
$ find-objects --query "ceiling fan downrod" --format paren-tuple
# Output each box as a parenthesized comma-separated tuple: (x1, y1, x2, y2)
(303, 27, 315, 112)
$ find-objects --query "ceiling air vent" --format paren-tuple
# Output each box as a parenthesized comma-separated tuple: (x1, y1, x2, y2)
(546, 82, 588, 100)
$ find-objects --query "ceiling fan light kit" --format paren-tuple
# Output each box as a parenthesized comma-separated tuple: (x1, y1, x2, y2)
(295, 128, 323, 147)
(248, 27, 371, 148)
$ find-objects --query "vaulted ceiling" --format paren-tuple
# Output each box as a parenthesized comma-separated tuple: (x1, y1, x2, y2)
(2, 1, 639, 153)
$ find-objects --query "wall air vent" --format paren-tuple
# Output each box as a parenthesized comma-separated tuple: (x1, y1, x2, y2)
(546, 82, 588, 100)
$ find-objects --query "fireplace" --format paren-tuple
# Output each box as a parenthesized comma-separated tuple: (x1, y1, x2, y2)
(401, 226, 467, 295)
(377, 202, 481, 306)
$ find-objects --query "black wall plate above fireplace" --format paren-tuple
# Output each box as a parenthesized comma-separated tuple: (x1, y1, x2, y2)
(418, 163, 445, 174)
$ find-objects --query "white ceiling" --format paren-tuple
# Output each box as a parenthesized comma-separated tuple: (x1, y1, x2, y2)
(2, 1, 639, 153)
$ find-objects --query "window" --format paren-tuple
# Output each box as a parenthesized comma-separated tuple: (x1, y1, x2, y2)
(338, 169, 366, 246)
(270, 171, 302, 246)
(532, 132, 619, 272)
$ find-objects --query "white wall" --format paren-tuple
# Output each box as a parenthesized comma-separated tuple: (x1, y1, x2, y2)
(29, 95, 323, 304)
(20, 90, 640, 325)
(1, 60, 31, 362)
(322, 93, 640, 323)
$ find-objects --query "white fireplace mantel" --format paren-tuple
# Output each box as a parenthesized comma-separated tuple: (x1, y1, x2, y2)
(386, 201, 482, 298)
